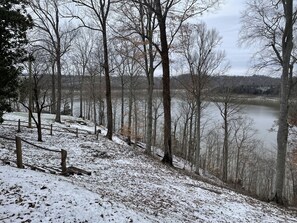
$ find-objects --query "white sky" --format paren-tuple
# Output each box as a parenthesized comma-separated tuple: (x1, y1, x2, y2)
(201, 0, 255, 76)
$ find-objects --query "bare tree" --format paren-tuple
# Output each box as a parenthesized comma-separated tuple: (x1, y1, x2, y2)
(72, 0, 115, 140)
(72, 29, 96, 118)
(178, 22, 229, 174)
(29, 0, 77, 123)
(129, 0, 221, 165)
(111, 39, 130, 133)
(213, 85, 242, 182)
(115, 1, 160, 154)
(114, 40, 142, 145)
(19, 51, 51, 141)
(230, 117, 258, 187)
(240, 0, 296, 204)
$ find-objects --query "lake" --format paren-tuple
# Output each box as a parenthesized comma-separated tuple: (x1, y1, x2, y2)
(73, 96, 279, 151)
(171, 99, 279, 152)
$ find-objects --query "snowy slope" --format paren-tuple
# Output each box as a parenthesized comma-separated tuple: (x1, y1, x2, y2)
(0, 112, 296, 222)
(0, 166, 154, 223)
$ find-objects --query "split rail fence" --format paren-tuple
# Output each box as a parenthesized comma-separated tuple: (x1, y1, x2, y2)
(2, 119, 93, 137)
(0, 135, 67, 174)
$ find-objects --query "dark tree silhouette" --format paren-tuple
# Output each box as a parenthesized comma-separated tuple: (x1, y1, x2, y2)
(0, 0, 33, 122)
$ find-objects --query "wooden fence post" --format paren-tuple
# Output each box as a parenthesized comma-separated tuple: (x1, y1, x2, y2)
(76, 128, 78, 137)
(17, 119, 21, 133)
(50, 124, 53, 136)
(61, 149, 67, 173)
(15, 136, 23, 168)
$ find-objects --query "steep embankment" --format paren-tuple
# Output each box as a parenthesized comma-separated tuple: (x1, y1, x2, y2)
(0, 112, 296, 222)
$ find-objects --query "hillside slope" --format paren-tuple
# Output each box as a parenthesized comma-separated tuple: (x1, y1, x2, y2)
(0, 112, 296, 222)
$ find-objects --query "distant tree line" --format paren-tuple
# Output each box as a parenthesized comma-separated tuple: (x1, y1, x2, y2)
(21, 73, 282, 96)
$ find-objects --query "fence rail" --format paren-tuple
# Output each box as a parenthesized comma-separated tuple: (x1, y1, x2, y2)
(3, 119, 93, 137)
(20, 138, 60, 153)
(0, 118, 96, 175)
(0, 135, 14, 141)
(0, 135, 68, 174)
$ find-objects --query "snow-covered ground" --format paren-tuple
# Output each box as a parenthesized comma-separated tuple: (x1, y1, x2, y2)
(0, 112, 296, 222)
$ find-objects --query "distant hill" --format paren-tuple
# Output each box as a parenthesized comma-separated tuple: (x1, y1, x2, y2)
(171, 74, 281, 96)
(23, 72, 282, 96)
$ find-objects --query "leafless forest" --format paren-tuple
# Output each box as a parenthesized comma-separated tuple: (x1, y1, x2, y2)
(16, 0, 297, 206)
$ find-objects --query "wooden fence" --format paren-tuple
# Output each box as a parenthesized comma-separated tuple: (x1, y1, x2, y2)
(16, 136, 67, 173)
(2, 119, 93, 137)
(0, 135, 67, 174)
(0, 119, 94, 176)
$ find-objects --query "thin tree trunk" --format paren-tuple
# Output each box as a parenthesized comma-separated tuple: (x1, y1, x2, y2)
(153, 109, 158, 147)
(145, 57, 154, 154)
(223, 102, 228, 182)
(55, 7, 62, 123)
(93, 94, 97, 134)
(195, 99, 201, 174)
(140, 2, 154, 154)
(28, 58, 32, 128)
(51, 62, 56, 114)
(127, 81, 133, 146)
(102, 25, 113, 140)
(120, 76, 124, 132)
(134, 96, 138, 149)
(79, 74, 84, 118)
(37, 110, 42, 142)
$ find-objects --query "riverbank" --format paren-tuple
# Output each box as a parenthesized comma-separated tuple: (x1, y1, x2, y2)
(172, 89, 280, 108)
(225, 95, 279, 108)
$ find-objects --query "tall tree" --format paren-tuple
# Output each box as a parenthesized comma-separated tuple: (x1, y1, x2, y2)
(19, 49, 51, 141)
(132, 0, 221, 165)
(179, 22, 228, 174)
(116, 1, 160, 154)
(72, 0, 114, 140)
(72, 29, 96, 118)
(29, 0, 77, 123)
(240, 0, 296, 204)
(0, 0, 32, 123)
(214, 86, 242, 182)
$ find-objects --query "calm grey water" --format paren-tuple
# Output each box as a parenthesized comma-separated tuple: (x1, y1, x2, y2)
(204, 103, 278, 150)
(244, 104, 278, 148)
(74, 97, 279, 150)
(172, 100, 279, 151)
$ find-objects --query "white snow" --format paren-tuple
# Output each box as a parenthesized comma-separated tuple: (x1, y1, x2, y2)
(0, 112, 296, 223)
(0, 166, 153, 223)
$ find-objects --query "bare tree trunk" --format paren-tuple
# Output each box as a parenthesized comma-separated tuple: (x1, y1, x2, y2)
(120, 76, 125, 132)
(153, 109, 158, 147)
(195, 99, 201, 174)
(28, 58, 33, 128)
(79, 74, 84, 118)
(141, 3, 155, 154)
(94, 97, 97, 134)
(127, 80, 133, 146)
(55, 52, 62, 123)
(235, 143, 241, 185)
(37, 110, 42, 142)
(222, 102, 229, 182)
(51, 62, 56, 114)
(145, 59, 154, 154)
(160, 35, 172, 165)
(274, 0, 293, 204)
(134, 96, 138, 148)
(70, 90, 74, 116)
(154, 1, 172, 165)
(102, 27, 113, 140)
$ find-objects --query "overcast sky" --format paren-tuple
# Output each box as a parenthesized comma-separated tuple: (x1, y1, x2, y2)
(202, 0, 255, 76)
